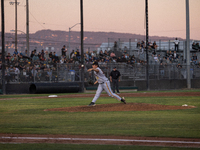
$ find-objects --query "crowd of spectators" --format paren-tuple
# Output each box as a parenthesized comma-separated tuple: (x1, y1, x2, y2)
(0, 41, 200, 83)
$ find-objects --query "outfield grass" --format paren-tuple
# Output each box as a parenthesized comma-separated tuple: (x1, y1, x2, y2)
(0, 90, 200, 138)
(0, 143, 197, 150)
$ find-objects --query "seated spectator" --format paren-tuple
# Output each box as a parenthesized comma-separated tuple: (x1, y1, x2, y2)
(5, 53, 12, 64)
(23, 50, 28, 56)
(99, 50, 104, 59)
(75, 49, 81, 59)
(38, 52, 41, 59)
(196, 43, 200, 51)
(125, 54, 129, 60)
(91, 51, 96, 58)
(104, 57, 110, 63)
(52, 52, 59, 62)
(32, 53, 39, 62)
(192, 42, 196, 50)
(141, 41, 145, 49)
(197, 61, 200, 68)
(104, 50, 108, 57)
(152, 41, 158, 50)
(49, 52, 53, 59)
(137, 42, 141, 48)
(30, 51, 35, 58)
(13, 66, 20, 82)
(121, 55, 127, 63)
(117, 56, 122, 63)
(153, 54, 159, 63)
(5, 66, 11, 83)
(123, 47, 128, 53)
(192, 54, 198, 65)
(44, 51, 49, 60)
(110, 51, 116, 59)
(177, 63, 182, 69)
(172, 51, 179, 59)
(165, 50, 170, 58)
(13, 49, 19, 56)
(41, 49, 44, 57)
(168, 51, 173, 60)
(192, 42, 200, 51)
(70, 50, 75, 58)
(45, 68, 52, 81)
(114, 41, 117, 51)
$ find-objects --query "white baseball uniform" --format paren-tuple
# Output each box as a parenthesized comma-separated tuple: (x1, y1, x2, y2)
(92, 67, 122, 103)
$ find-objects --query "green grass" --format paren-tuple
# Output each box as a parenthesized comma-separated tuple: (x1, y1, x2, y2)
(0, 143, 197, 150)
(0, 91, 200, 138)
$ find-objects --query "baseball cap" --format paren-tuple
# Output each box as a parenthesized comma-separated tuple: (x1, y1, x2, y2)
(92, 61, 98, 66)
(113, 67, 116, 69)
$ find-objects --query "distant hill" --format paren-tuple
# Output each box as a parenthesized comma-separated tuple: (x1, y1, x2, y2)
(3, 29, 183, 55)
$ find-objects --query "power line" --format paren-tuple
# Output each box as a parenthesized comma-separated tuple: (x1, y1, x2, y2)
(29, 11, 46, 29)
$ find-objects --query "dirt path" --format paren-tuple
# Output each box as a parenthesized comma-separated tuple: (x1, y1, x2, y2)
(0, 134, 200, 148)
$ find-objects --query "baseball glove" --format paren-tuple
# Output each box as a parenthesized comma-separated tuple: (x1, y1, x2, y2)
(88, 80, 94, 85)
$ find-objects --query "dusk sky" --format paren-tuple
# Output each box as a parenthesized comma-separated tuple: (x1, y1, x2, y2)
(2, 0, 200, 40)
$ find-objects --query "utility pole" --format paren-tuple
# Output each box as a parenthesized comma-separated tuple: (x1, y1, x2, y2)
(9, 0, 20, 52)
(26, 0, 29, 57)
(186, 0, 191, 89)
(1, 0, 6, 94)
(145, 0, 149, 90)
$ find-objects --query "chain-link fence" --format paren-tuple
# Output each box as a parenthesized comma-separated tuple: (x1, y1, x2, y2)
(1, 61, 200, 84)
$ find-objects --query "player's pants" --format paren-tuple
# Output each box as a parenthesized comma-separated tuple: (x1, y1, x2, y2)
(92, 80, 121, 103)
(112, 79, 119, 93)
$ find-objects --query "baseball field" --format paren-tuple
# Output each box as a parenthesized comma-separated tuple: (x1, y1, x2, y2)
(0, 89, 200, 149)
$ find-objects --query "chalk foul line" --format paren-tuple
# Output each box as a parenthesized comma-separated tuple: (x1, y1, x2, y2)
(1, 136, 200, 145)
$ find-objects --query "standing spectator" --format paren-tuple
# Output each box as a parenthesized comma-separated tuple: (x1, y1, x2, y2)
(110, 67, 121, 94)
(61, 45, 67, 56)
(174, 38, 179, 51)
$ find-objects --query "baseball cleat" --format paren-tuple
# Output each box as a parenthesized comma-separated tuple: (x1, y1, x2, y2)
(88, 102, 96, 106)
(121, 97, 126, 104)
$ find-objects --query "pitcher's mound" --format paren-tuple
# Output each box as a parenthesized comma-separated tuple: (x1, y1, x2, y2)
(45, 103, 196, 112)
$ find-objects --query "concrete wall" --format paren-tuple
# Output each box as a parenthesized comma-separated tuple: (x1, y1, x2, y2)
(1, 79, 200, 94)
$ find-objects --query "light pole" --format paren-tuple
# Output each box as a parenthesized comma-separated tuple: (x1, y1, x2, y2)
(10, 30, 26, 55)
(186, 0, 191, 89)
(68, 23, 80, 58)
(9, 0, 20, 52)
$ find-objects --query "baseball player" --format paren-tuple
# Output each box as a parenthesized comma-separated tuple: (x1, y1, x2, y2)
(87, 61, 126, 106)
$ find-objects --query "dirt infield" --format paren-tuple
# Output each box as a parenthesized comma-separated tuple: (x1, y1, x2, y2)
(0, 92, 200, 148)
(45, 103, 196, 112)
(45, 91, 197, 112)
